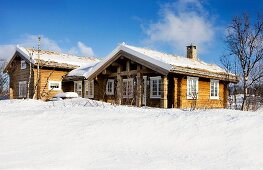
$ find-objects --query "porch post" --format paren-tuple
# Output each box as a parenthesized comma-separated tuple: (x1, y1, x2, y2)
(136, 76, 142, 107)
(136, 65, 142, 107)
(173, 77, 178, 108)
(161, 76, 168, 108)
(117, 65, 123, 105)
(9, 87, 13, 99)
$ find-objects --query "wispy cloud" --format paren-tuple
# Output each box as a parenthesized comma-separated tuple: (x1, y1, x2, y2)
(68, 41, 94, 57)
(19, 34, 62, 52)
(0, 35, 95, 62)
(0, 45, 16, 62)
(144, 0, 215, 55)
(0, 34, 62, 61)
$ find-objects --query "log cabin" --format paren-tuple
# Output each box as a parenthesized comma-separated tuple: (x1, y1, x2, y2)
(4, 46, 99, 100)
(66, 43, 238, 109)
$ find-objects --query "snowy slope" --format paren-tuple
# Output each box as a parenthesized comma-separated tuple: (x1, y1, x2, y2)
(0, 99, 262, 170)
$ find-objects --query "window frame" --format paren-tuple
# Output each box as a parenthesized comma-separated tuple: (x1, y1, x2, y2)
(21, 60, 27, 70)
(106, 79, 114, 95)
(187, 76, 199, 100)
(150, 76, 162, 99)
(123, 78, 133, 98)
(18, 81, 27, 98)
(210, 79, 219, 99)
(74, 81, 82, 97)
(48, 81, 61, 91)
(85, 80, 94, 98)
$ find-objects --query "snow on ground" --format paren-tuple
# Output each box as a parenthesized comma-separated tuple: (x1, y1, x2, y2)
(0, 98, 263, 170)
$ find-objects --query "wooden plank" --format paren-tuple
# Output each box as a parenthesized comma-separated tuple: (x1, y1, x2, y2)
(173, 77, 178, 108)
(116, 65, 123, 105)
(171, 67, 238, 83)
(136, 65, 142, 107)
(161, 76, 168, 108)
(122, 51, 169, 76)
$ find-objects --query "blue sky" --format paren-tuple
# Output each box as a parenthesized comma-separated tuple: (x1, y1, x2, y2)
(0, 0, 262, 65)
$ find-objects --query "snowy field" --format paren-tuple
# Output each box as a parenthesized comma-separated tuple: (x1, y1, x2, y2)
(0, 99, 263, 170)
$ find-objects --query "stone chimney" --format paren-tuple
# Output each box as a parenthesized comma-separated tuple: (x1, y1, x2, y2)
(186, 44, 197, 60)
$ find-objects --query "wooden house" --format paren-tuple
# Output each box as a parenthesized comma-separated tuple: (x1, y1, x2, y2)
(4, 46, 99, 100)
(66, 43, 238, 109)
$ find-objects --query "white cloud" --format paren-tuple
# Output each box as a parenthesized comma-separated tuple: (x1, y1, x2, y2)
(0, 45, 16, 62)
(0, 35, 95, 63)
(68, 41, 94, 57)
(0, 34, 62, 62)
(19, 34, 62, 52)
(144, 0, 215, 55)
(77, 41, 94, 57)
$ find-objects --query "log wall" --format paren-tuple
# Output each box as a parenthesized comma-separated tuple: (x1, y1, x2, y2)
(8, 56, 34, 99)
(178, 76, 226, 109)
(34, 68, 69, 100)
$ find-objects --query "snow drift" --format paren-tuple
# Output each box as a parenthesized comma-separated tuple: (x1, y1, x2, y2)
(0, 98, 262, 169)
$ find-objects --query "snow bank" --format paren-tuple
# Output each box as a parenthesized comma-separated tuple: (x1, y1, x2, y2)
(0, 99, 262, 169)
(54, 92, 79, 98)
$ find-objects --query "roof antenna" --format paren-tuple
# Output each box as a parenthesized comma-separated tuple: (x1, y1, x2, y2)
(36, 36, 41, 99)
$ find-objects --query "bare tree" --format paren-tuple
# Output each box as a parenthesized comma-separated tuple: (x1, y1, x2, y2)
(220, 54, 239, 109)
(225, 13, 263, 111)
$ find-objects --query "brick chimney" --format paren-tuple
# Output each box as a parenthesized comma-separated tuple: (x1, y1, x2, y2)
(186, 44, 197, 60)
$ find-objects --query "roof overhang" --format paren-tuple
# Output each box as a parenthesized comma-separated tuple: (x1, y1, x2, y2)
(171, 66, 239, 83)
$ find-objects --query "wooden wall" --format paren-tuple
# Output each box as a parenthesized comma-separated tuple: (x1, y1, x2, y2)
(177, 76, 226, 109)
(34, 68, 69, 100)
(92, 56, 164, 107)
(72, 51, 229, 109)
(7, 54, 73, 100)
(8, 56, 34, 99)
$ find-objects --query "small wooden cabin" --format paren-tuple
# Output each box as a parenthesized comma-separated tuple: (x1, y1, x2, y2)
(4, 46, 99, 100)
(67, 44, 238, 109)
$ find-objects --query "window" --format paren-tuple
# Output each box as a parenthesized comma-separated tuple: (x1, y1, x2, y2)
(85, 80, 94, 98)
(187, 76, 199, 99)
(48, 81, 61, 91)
(150, 76, 161, 98)
(74, 81, 82, 97)
(19, 81, 27, 98)
(123, 78, 133, 98)
(21, 60, 26, 69)
(210, 79, 219, 99)
(106, 79, 114, 95)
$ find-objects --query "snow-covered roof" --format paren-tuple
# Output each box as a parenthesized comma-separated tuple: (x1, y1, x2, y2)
(124, 44, 226, 73)
(67, 62, 99, 77)
(16, 45, 99, 69)
(84, 43, 237, 82)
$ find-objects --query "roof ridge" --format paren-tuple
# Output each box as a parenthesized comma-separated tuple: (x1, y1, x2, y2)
(122, 44, 184, 58)
(17, 45, 98, 60)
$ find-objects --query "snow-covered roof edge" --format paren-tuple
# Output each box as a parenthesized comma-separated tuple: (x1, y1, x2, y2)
(3, 45, 29, 72)
(84, 44, 172, 79)
(16, 45, 35, 63)
(67, 61, 100, 77)
(4, 45, 101, 72)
